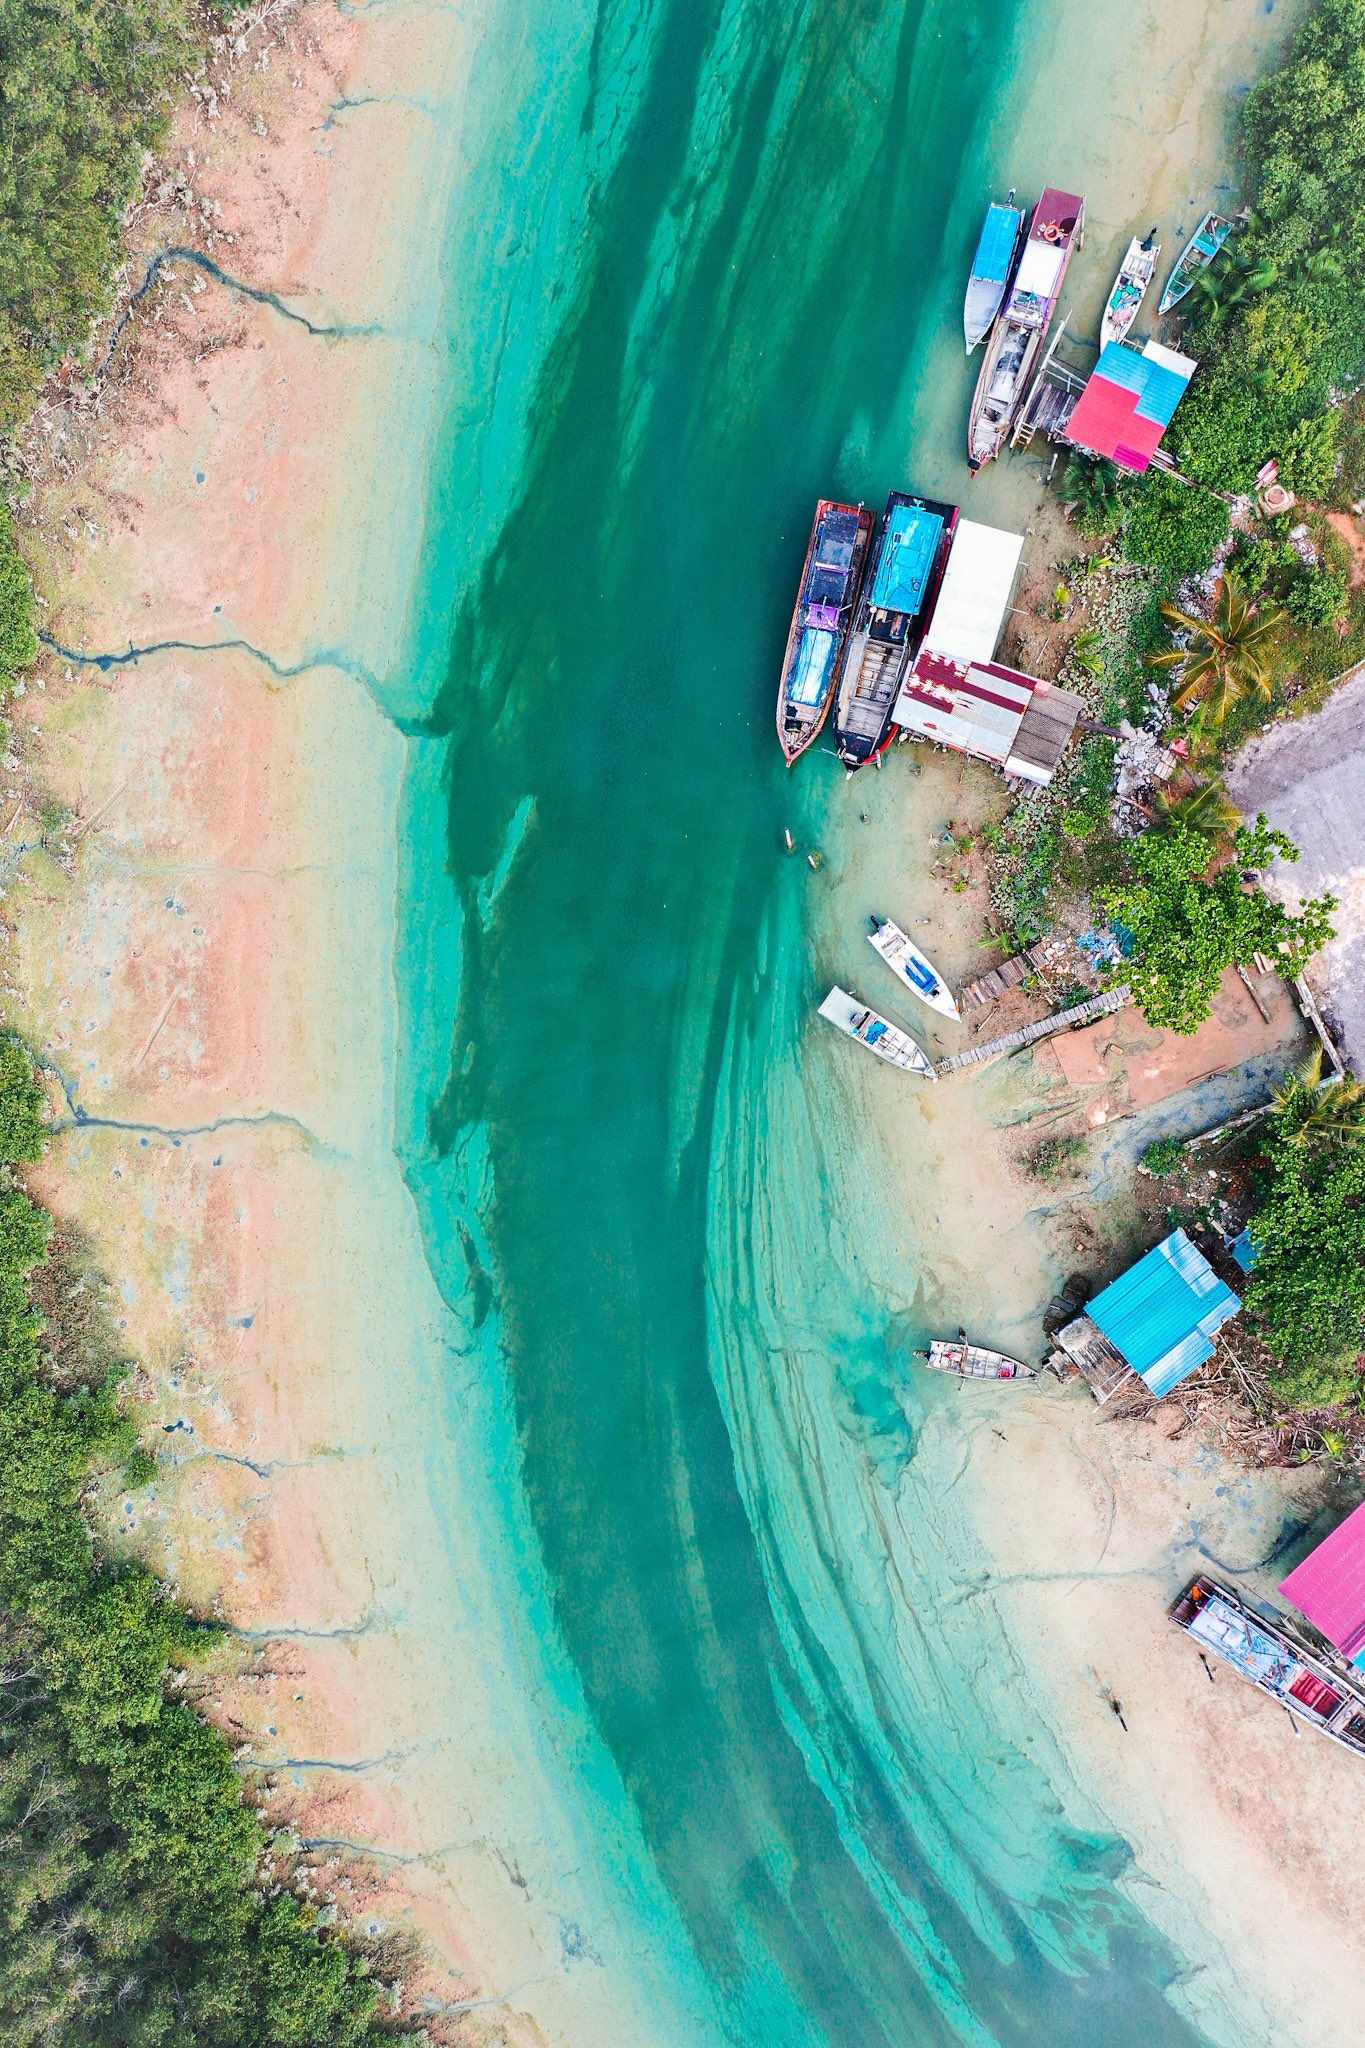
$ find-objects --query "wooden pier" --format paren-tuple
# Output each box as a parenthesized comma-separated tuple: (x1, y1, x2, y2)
(961, 943, 1051, 1008)
(935, 985, 1129, 1076)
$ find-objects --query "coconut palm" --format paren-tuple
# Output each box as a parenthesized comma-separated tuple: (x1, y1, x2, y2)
(1060, 456, 1121, 539)
(1148, 575, 1286, 721)
(1270, 1045, 1365, 1152)
(1190, 244, 1278, 321)
(1149, 778, 1241, 842)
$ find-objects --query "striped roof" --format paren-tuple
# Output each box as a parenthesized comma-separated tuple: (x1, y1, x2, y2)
(1088, 1228, 1239, 1397)
(892, 650, 1083, 786)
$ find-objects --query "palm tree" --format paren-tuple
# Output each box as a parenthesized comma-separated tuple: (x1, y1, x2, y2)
(1069, 628, 1104, 678)
(1148, 575, 1286, 721)
(1270, 1045, 1365, 1151)
(1060, 456, 1121, 539)
(1149, 778, 1241, 842)
(1190, 245, 1278, 321)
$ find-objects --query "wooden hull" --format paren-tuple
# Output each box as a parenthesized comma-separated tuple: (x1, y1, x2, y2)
(776, 501, 874, 764)
(923, 1339, 1036, 1380)
(1099, 235, 1158, 350)
(968, 189, 1083, 471)
(831, 491, 958, 770)
(1158, 212, 1232, 316)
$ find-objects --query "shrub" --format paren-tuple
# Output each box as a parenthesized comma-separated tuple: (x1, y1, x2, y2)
(1120, 472, 1230, 581)
(1245, 1137, 1365, 1373)
(1286, 561, 1350, 626)
(0, 508, 36, 684)
(1025, 1134, 1088, 1183)
(1140, 1136, 1186, 1178)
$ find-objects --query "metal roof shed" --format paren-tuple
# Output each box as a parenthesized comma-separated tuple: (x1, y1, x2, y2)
(1280, 1502, 1365, 1669)
(1087, 1228, 1240, 1397)
(922, 519, 1024, 666)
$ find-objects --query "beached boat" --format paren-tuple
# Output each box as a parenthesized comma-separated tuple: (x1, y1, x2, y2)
(817, 986, 936, 1078)
(967, 187, 1084, 472)
(1100, 230, 1159, 349)
(963, 194, 1024, 353)
(1158, 211, 1234, 316)
(921, 1338, 1037, 1380)
(830, 490, 957, 770)
(867, 917, 959, 1018)
(775, 499, 875, 764)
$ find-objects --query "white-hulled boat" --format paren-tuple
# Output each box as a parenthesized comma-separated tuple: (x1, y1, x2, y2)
(817, 986, 936, 1079)
(963, 194, 1024, 353)
(922, 1339, 1037, 1380)
(1158, 211, 1234, 316)
(868, 917, 959, 1019)
(968, 186, 1084, 472)
(1100, 230, 1159, 349)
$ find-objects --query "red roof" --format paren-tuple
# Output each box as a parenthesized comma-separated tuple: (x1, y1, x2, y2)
(1065, 376, 1164, 474)
(1279, 1500, 1365, 1664)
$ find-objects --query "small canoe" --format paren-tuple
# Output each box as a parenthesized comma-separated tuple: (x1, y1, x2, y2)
(817, 986, 936, 1079)
(1100, 230, 1159, 350)
(922, 1339, 1037, 1380)
(1158, 211, 1234, 316)
(868, 917, 959, 1019)
(963, 195, 1024, 353)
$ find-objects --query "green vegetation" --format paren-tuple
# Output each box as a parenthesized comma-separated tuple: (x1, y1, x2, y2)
(1148, 777, 1241, 844)
(0, 1047, 407, 2037)
(1097, 815, 1336, 1034)
(1139, 1136, 1186, 1179)
(1025, 1133, 1088, 1183)
(1245, 1139, 1365, 1391)
(1148, 576, 1284, 721)
(0, 507, 35, 685)
(1268, 1045, 1365, 1151)
(1117, 471, 1229, 579)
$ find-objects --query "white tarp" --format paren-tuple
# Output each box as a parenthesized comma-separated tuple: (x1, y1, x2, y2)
(919, 520, 1023, 665)
(1015, 238, 1065, 299)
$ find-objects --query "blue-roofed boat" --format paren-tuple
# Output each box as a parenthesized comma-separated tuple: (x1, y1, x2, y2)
(968, 187, 1084, 471)
(867, 917, 959, 1018)
(776, 499, 875, 764)
(963, 194, 1024, 352)
(1158, 211, 1234, 316)
(831, 489, 957, 770)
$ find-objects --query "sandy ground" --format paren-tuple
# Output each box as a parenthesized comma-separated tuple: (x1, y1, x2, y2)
(1227, 667, 1365, 1074)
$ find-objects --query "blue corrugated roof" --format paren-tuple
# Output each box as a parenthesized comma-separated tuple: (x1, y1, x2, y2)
(871, 504, 943, 614)
(1089, 1229, 1240, 1397)
(1091, 342, 1193, 429)
(971, 203, 1022, 285)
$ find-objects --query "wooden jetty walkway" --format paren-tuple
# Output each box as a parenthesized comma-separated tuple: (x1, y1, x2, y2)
(961, 942, 1050, 1008)
(935, 985, 1129, 1076)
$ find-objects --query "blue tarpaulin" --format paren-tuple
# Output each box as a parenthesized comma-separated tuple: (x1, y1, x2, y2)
(789, 627, 836, 707)
(971, 203, 1022, 285)
(1089, 1228, 1240, 1397)
(870, 504, 943, 615)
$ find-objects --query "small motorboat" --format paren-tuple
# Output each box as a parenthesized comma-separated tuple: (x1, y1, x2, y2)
(963, 193, 1024, 353)
(817, 986, 936, 1078)
(867, 917, 959, 1019)
(1158, 211, 1234, 316)
(1100, 230, 1159, 349)
(921, 1339, 1037, 1380)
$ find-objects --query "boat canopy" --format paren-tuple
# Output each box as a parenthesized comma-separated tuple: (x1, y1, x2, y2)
(971, 202, 1022, 283)
(1014, 238, 1065, 300)
(788, 627, 837, 708)
(869, 503, 944, 615)
(920, 518, 1023, 665)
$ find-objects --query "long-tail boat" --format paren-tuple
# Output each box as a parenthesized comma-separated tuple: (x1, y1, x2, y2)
(921, 1339, 1037, 1380)
(830, 490, 957, 771)
(1158, 211, 1234, 316)
(817, 987, 936, 1078)
(963, 193, 1024, 352)
(1100, 230, 1159, 349)
(967, 187, 1084, 471)
(775, 499, 875, 764)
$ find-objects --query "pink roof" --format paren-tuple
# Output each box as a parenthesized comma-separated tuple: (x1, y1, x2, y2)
(1279, 1500, 1365, 1664)
(1065, 377, 1164, 474)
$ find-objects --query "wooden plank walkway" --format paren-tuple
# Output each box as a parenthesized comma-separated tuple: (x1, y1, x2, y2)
(962, 943, 1050, 1008)
(935, 985, 1130, 1076)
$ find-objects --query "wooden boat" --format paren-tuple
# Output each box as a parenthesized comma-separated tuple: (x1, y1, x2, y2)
(776, 499, 876, 764)
(830, 490, 957, 770)
(1158, 211, 1233, 316)
(967, 187, 1084, 472)
(963, 194, 1024, 353)
(817, 986, 936, 1078)
(1100, 230, 1159, 349)
(921, 1338, 1037, 1380)
(867, 917, 959, 1018)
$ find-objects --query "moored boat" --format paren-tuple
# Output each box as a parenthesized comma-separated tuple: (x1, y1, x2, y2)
(967, 187, 1084, 472)
(868, 917, 959, 1018)
(817, 986, 936, 1078)
(1100, 230, 1159, 349)
(776, 499, 876, 764)
(1158, 211, 1234, 316)
(830, 490, 957, 770)
(921, 1338, 1037, 1380)
(963, 194, 1025, 353)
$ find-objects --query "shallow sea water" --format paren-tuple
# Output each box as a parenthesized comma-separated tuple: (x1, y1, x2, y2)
(369, 1, 1296, 2041)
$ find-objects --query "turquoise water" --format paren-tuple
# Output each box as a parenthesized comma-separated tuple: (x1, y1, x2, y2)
(381, 2, 1224, 2041)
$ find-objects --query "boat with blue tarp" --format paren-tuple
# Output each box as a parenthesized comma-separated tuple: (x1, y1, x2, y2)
(831, 489, 957, 770)
(868, 917, 959, 1018)
(968, 187, 1084, 471)
(963, 194, 1024, 352)
(776, 499, 875, 764)
(817, 986, 936, 1077)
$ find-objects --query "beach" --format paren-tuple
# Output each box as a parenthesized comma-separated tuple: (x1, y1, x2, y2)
(9, 0, 1365, 2044)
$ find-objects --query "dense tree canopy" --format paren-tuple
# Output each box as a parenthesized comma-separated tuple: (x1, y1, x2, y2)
(1245, 1139, 1365, 1401)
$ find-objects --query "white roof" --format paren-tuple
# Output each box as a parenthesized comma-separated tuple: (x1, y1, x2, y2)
(1142, 338, 1199, 379)
(920, 520, 1023, 665)
(1015, 239, 1064, 298)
